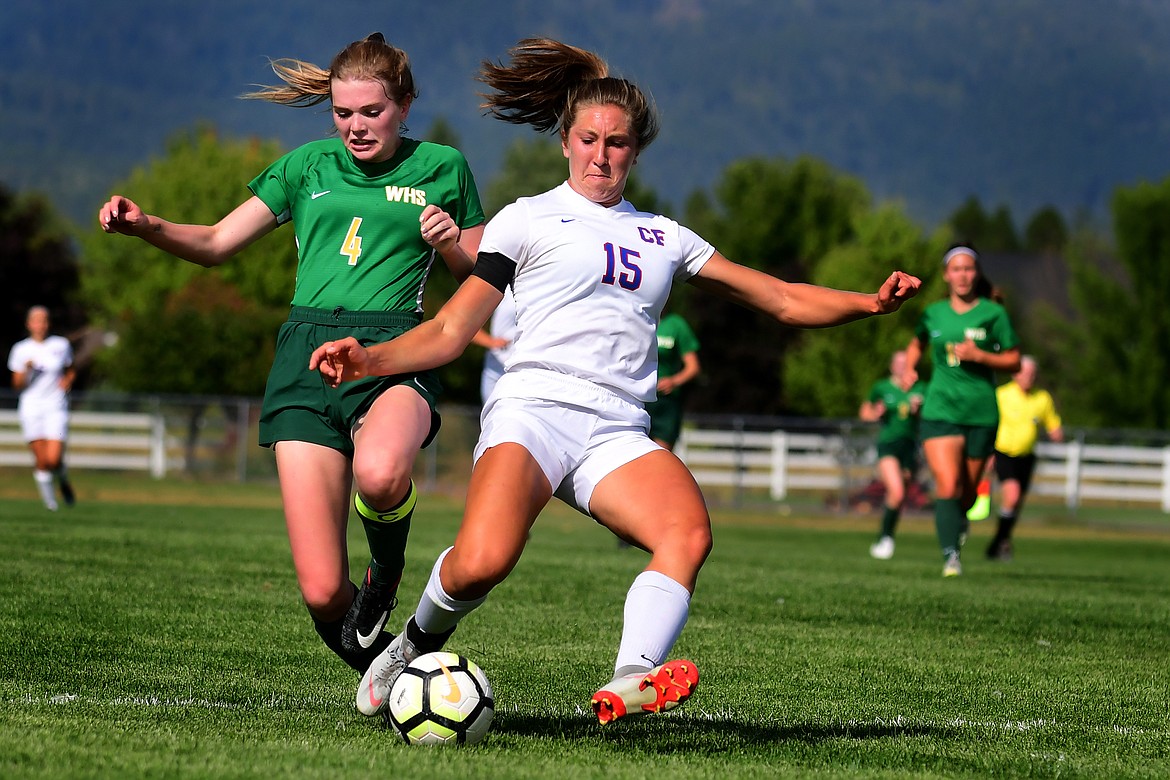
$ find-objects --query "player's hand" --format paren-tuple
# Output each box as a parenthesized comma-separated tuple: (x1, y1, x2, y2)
(309, 337, 370, 388)
(952, 338, 982, 363)
(99, 195, 148, 235)
(419, 205, 459, 252)
(876, 271, 921, 313)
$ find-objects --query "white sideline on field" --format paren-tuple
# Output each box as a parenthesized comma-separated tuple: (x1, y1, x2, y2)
(13, 694, 1158, 738)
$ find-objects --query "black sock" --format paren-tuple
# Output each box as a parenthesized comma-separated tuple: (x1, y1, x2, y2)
(311, 586, 394, 673)
(994, 510, 1018, 544)
(405, 615, 456, 654)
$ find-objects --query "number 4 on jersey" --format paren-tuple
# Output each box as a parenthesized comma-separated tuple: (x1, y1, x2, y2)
(341, 217, 364, 266)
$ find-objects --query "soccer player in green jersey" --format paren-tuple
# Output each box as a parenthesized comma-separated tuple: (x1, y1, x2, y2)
(99, 34, 485, 678)
(860, 350, 925, 560)
(905, 245, 1020, 576)
(646, 312, 701, 451)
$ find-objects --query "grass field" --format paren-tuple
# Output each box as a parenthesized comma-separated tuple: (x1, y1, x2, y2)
(2, 471, 1168, 779)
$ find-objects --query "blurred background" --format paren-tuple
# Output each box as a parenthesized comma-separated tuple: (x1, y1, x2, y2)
(3, 0, 1170, 503)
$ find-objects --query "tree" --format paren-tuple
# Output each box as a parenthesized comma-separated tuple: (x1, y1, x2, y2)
(948, 197, 1020, 251)
(782, 206, 944, 417)
(424, 116, 461, 148)
(77, 125, 296, 394)
(680, 156, 870, 415)
(482, 137, 568, 216)
(1023, 206, 1068, 254)
(1057, 179, 1170, 428)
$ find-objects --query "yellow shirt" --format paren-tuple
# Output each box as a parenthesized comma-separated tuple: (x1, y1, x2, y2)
(994, 381, 1062, 456)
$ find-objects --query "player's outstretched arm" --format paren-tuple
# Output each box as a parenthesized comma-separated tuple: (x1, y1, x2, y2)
(310, 276, 504, 387)
(98, 194, 278, 267)
(689, 252, 921, 328)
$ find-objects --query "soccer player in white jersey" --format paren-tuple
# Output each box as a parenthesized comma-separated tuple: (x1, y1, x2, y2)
(310, 38, 922, 725)
(7, 306, 76, 511)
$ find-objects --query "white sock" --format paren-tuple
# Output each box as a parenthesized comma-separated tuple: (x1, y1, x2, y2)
(613, 570, 691, 678)
(34, 470, 57, 510)
(414, 547, 488, 635)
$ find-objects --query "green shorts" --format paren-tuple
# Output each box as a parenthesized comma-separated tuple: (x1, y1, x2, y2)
(259, 307, 442, 456)
(876, 437, 918, 472)
(645, 395, 683, 448)
(919, 418, 997, 460)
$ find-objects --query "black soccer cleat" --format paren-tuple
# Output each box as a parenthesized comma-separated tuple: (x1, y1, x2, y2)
(341, 568, 398, 656)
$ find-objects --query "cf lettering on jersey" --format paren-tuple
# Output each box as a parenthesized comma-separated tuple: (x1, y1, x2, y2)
(637, 227, 666, 246)
(385, 186, 428, 207)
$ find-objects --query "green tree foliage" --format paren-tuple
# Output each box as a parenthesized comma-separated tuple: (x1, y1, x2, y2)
(424, 116, 461, 148)
(482, 138, 567, 217)
(681, 156, 870, 415)
(948, 197, 1021, 251)
(1023, 206, 1069, 253)
(0, 184, 85, 367)
(78, 125, 296, 394)
(1058, 180, 1170, 428)
(106, 275, 280, 395)
(783, 206, 946, 417)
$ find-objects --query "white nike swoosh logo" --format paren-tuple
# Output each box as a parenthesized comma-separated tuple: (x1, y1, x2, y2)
(311, 190, 332, 200)
(355, 611, 388, 648)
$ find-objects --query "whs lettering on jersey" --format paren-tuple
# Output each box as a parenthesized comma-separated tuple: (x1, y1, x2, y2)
(385, 185, 427, 207)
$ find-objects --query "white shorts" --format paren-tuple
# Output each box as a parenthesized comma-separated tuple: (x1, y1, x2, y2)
(20, 406, 69, 442)
(475, 370, 660, 515)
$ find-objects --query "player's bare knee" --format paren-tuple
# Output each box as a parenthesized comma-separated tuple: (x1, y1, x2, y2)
(300, 579, 351, 620)
(351, 456, 411, 507)
(446, 547, 514, 597)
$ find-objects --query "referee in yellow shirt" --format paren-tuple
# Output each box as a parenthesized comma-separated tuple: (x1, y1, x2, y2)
(988, 356, 1064, 561)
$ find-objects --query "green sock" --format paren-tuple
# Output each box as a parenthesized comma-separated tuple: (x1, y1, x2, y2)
(354, 481, 417, 588)
(935, 497, 963, 558)
(879, 506, 900, 538)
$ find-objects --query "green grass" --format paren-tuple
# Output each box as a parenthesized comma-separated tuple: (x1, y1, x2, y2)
(1, 473, 1168, 779)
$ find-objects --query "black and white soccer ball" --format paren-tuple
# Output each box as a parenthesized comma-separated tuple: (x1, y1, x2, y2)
(386, 651, 495, 746)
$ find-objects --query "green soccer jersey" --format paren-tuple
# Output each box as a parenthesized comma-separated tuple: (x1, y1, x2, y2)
(867, 377, 926, 444)
(915, 298, 1019, 426)
(656, 313, 700, 385)
(249, 138, 484, 312)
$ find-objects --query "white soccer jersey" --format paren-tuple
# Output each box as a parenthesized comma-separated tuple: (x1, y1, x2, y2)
(7, 335, 72, 412)
(480, 182, 715, 403)
(481, 286, 518, 393)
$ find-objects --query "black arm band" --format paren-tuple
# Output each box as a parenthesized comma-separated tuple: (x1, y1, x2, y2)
(471, 251, 517, 293)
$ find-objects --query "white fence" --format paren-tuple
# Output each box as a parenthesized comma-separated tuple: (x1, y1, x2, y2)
(0, 409, 168, 477)
(1033, 441, 1170, 511)
(676, 426, 1170, 513)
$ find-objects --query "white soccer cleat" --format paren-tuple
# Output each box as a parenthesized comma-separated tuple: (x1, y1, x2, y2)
(590, 659, 699, 725)
(869, 536, 895, 560)
(356, 631, 420, 716)
(943, 552, 963, 577)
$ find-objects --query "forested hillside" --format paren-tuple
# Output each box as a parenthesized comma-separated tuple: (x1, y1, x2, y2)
(3, 0, 1170, 228)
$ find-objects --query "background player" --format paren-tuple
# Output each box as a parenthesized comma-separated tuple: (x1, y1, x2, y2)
(7, 305, 76, 511)
(646, 311, 701, 451)
(986, 355, 1064, 561)
(905, 245, 1020, 576)
(860, 349, 925, 560)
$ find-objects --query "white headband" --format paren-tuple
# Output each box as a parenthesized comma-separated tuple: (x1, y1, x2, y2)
(943, 246, 978, 266)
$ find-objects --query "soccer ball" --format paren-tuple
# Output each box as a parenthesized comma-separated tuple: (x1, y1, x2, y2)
(386, 651, 495, 746)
